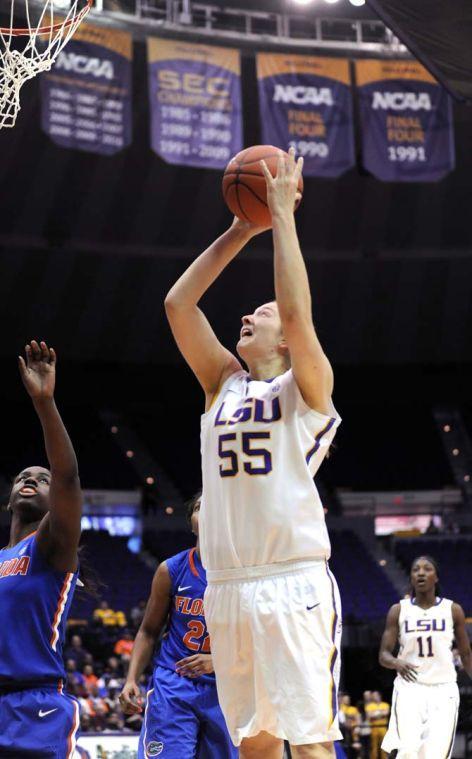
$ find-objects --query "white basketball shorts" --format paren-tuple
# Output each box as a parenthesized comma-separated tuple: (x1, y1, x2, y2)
(382, 678, 459, 759)
(204, 559, 342, 747)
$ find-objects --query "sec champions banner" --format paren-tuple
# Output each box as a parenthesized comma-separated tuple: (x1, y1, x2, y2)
(256, 53, 354, 178)
(147, 38, 243, 169)
(356, 60, 454, 182)
(41, 24, 132, 155)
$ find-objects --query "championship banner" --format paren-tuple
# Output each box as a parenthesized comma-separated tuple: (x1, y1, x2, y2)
(256, 53, 355, 178)
(41, 24, 132, 155)
(356, 60, 454, 182)
(147, 38, 243, 168)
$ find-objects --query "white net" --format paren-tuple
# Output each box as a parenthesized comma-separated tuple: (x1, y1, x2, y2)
(0, 0, 92, 128)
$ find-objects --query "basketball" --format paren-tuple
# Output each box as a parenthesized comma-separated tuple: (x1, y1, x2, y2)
(222, 145, 304, 227)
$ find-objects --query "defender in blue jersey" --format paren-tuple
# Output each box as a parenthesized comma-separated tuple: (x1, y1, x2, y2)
(119, 493, 237, 759)
(0, 341, 83, 758)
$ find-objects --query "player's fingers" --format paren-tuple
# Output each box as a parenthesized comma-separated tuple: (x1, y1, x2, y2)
(287, 145, 296, 171)
(25, 343, 32, 366)
(277, 151, 286, 179)
(49, 347, 57, 366)
(40, 341, 49, 361)
(18, 356, 27, 375)
(31, 340, 41, 360)
(294, 156, 304, 181)
(260, 160, 274, 185)
(176, 655, 198, 667)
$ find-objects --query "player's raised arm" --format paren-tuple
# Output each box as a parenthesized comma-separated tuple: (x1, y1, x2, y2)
(165, 218, 267, 401)
(260, 148, 333, 416)
(18, 341, 81, 573)
(452, 603, 472, 678)
(379, 603, 418, 682)
(120, 562, 172, 714)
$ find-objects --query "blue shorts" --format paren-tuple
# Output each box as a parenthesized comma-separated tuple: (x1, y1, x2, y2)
(139, 666, 237, 759)
(0, 686, 80, 758)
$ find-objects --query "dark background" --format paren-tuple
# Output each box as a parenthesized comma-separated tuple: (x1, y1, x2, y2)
(0, 34, 471, 497)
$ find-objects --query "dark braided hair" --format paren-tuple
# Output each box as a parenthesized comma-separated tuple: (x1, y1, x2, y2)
(186, 490, 202, 528)
(409, 555, 441, 598)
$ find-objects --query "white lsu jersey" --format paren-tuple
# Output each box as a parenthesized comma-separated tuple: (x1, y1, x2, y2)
(200, 368, 340, 571)
(396, 597, 457, 685)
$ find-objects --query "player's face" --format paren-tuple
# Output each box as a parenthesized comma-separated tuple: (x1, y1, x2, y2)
(191, 501, 200, 536)
(9, 466, 51, 520)
(411, 558, 438, 593)
(237, 301, 286, 364)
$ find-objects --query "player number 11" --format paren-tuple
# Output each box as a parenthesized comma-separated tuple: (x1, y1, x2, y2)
(416, 635, 434, 657)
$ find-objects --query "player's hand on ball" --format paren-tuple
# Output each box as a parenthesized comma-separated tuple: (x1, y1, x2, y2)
(119, 681, 143, 714)
(175, 653, 214, 678)
(230, 216, 271, 237)
(18, 340, 56, 400)
(395, 659, 419, 682)
(260, 146, 303, 219)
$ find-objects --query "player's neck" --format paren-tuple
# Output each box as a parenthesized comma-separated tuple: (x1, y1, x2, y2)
(195, 540, 200, 560)
(414, 590, 437, 609)
(247, 356, 287, 381)
(8, 514, 41, 547)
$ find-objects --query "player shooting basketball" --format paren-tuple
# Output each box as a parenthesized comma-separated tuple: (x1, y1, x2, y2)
(165, 147, 342, 759)
(0, 341, 82, 758)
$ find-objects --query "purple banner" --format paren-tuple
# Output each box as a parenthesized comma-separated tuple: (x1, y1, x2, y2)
(41, 24, 132, 155)
(147, 38, 243, 169)
(257, 54, 354, 178)
(356, 60, 454, 182)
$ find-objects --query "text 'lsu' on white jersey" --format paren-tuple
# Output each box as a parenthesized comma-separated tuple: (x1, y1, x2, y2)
(200, 368, 341, 571)
(397, 597, 456, 685)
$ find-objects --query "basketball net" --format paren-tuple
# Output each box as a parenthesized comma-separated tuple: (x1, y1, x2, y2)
(0, 0, 92, 128)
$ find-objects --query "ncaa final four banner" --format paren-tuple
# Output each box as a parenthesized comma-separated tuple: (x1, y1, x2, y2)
(40, 24, 133, 155)
(256, 53, 355, 178)
(147, 38, 243, 169)
(355, 60, 455, 182)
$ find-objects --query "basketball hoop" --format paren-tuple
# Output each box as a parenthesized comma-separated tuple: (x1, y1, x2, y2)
(0, 0, 93, 128)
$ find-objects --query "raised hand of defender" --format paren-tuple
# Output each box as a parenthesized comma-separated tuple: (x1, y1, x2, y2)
(18, 340, 56, 400)
(260, 146, 303, 219)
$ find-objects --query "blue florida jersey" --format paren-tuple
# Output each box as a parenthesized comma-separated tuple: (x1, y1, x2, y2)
(0, 531, 78, 687)
(156, 548, 213, 683)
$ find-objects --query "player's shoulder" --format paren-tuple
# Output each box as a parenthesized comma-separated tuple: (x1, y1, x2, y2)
(166, 548, 193, 573)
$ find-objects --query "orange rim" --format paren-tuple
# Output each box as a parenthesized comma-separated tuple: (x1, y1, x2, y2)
(0, 0, 92, 36)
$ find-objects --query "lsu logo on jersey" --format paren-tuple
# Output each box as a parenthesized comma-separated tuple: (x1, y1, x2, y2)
(214, 396, 281, 427)
(405, 618, 446, 633)
(0, 556, 30, 579)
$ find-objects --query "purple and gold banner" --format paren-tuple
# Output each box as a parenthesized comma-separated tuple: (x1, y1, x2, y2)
(256, 54, 354, 178)
(356, 60, 454, 182)
(147, 38, 243, 169)
(41, 24, 132, 155)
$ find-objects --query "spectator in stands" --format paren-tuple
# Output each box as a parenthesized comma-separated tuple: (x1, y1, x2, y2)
(339, 694, 360, 756)
(114, 629, 134, 661)
(365, 691, 389, 759)
(353, 701, 371, 759)
(83, 664, 99, 694)
(65, 658, 85, 690)
(93, 600, 127, 627)
(63, 634, 88, 669)
(130, 600, 147, 629)
(425, 517, 439, 535)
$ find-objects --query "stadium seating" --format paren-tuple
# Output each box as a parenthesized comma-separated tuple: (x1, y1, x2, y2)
(394, 537, 472, 615)
(70, 530, 154, 620)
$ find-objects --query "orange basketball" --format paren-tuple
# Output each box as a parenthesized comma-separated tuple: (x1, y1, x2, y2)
(222, 145, 304, 227)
